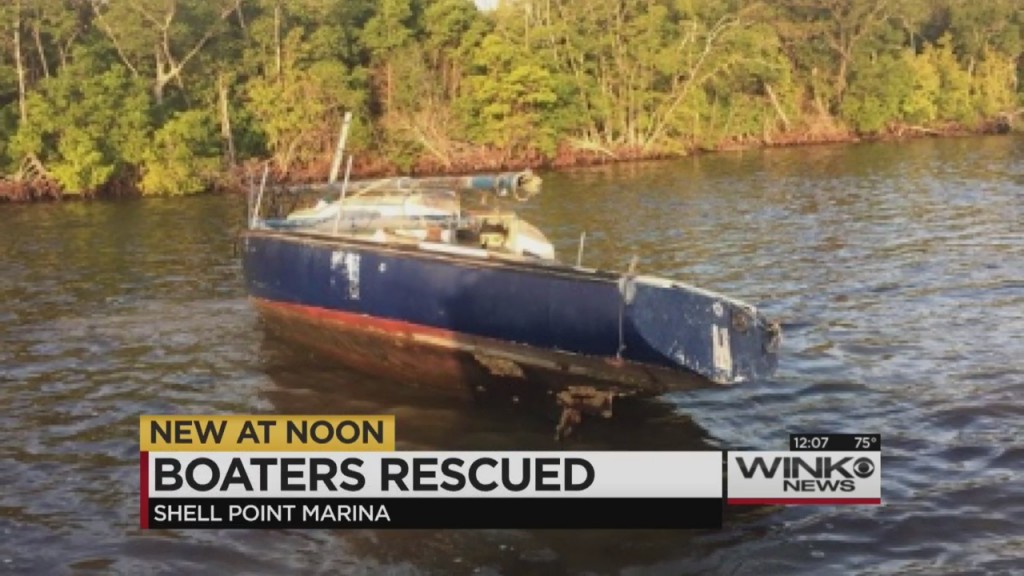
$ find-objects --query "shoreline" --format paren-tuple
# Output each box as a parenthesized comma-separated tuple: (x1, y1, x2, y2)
(1, 121, 1016, 203)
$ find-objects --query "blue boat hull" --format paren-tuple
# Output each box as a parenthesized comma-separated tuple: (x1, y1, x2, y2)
(241, 230, 780, 396)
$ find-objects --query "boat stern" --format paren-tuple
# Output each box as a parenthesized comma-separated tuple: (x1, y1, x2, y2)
(625, 276, 782, 385)
(706, 302, 781, 383)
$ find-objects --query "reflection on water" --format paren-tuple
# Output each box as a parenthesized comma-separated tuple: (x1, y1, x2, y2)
(1, 135, 1022, 575)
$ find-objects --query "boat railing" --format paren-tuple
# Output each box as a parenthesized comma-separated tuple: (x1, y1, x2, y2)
(249, 169, 539, 230)
(276, 170, 542, 201)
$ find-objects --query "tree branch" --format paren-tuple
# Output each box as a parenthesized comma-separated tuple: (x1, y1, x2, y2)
(644, 15, 739, 149)
(90, 0, 139, 76)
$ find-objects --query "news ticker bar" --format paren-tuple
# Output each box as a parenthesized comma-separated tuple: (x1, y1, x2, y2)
(140, 450, 883, 529)
(789, 434, 881, 452)
(147, 498, 724, 529)
(139, 416, 883, 530)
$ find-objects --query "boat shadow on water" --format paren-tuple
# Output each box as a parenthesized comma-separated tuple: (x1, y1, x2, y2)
(254, 331, 781, 575)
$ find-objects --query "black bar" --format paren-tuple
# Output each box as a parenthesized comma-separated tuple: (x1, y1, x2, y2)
(147, 497, 722, 529)
(789, 434, 881, 451)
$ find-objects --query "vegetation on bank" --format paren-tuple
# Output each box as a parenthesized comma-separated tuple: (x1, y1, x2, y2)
(0, 0, 1022, 200)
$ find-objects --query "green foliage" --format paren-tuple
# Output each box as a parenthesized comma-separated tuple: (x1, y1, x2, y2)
(928, 37, 974, 123)
(246, 61, 367, 173)
(89, 0, 243, 99)
(946, 0, 1023, 63)
(9, 51, 152, 195)
(423, 0, 480, 56)
(2, 0, 1023, 195)
(362, 0, 414, 57)
(141, 110, 222, 196)
(0, 63, 17, 106)
(459, 33, 561, 158)
(971, 48, 1018, 118)
(841, 54, 915, 134)
(901, 50, 940, 124)
(375, 44, 442, 168)
(0, 105, 14, 169)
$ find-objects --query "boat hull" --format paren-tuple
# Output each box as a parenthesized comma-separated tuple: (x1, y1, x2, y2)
(241, 230, 779, 396)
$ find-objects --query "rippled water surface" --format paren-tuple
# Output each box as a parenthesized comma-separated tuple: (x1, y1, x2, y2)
(1, 136, 1022, 575)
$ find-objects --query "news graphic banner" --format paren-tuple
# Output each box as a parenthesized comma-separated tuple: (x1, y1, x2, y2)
(726, 434, 882, 506)
(140, 415, 724, 529)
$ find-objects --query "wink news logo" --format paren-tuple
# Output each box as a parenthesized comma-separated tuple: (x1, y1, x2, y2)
(727, 452, 882, 504)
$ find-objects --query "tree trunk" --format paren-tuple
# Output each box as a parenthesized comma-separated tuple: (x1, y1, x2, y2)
(219, 74, 236, 167)
(836, 54, 849, 106)
(765, 82, 790, 130)
(154, 47, 166, 104)
(154, 78, 165, 104)
(385, 61, 393, 113)
(235, 1, 246, 31)
(33, 22, 49, 78)
(14, 0, 27, 124)
(274, 3, 282, 80)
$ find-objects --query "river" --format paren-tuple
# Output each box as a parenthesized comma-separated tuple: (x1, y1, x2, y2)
(1, 135, 1021, 574)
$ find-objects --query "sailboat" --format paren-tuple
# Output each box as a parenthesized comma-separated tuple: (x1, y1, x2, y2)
(240, 115, 781, 436)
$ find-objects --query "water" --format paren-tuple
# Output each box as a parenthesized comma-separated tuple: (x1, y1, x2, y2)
(2, 136, 1022, 575)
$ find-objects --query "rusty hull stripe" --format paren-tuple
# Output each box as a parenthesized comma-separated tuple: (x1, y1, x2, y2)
(259, 297, 463, 343)
(251, 297, 702, 393)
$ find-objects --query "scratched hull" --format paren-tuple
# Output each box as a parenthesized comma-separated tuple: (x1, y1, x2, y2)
(241, 230, 780, 395)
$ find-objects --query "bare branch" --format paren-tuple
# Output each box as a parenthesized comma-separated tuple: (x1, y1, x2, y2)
(125, 1, 165, 30)
(169, 1, 239, 77)
(644, 15, 740, 149)
(90, 0, 139, 75)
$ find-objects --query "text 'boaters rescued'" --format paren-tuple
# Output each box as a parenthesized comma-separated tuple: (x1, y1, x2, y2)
(140, 415, 725, 530)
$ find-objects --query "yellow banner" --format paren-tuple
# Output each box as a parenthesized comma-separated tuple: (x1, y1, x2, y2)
(140, 415, 395, 451)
